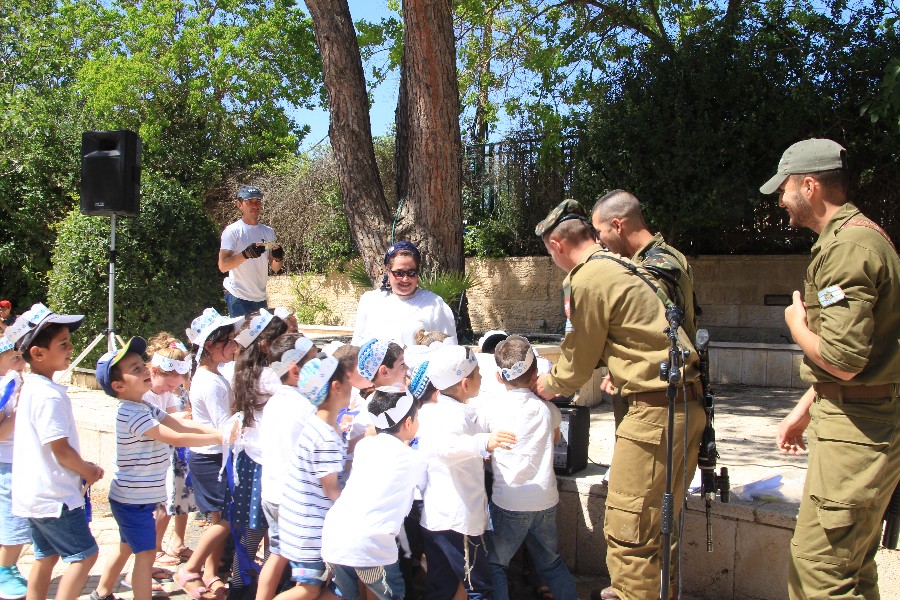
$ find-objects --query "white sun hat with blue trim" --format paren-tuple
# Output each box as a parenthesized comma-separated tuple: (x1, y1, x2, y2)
(185, 308, 243, 359)
(427, 345, 478, 390)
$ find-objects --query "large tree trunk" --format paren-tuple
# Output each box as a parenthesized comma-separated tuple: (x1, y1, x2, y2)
(395, 0, 464, 274)
(304, 0, 391, 282)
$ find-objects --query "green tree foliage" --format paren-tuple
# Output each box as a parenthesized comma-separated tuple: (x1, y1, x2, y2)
(48, 174, 222, 361)
(0, 0, 322, 306)
(0, 0, 88, 305)
(571, 0, 900, 252)
(72, 0, 322, 188)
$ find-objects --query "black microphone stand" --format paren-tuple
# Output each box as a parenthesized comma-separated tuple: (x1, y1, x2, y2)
(659, 304, 687, 600)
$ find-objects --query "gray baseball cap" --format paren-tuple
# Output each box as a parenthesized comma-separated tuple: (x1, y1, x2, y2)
(759, 138, 847, 195)
(237, 185, 263, 201)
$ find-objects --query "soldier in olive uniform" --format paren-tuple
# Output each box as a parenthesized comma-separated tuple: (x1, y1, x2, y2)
(591, 190, 699, 428)
(533, 200, 705, 600)
(760, 139, 900, 599)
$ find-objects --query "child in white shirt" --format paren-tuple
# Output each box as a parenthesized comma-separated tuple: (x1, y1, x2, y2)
(7, 304, 100, 600)
(479, 335, 575, 600)
(417, 346, 516, 600)
(321, 389, 427, 599)
(256, 333, 317, 600)
(276, 357, 351, 599)
(0, 336, 28, 599)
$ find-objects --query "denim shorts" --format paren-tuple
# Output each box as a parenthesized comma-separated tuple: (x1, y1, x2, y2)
(289, 560, 329, 585)
(261, 501, 281, 555)
(109, 499, 157, 554)
(0, 462, 31, 545)
(188, 452, 231, 514)
(29, 505, 98, 563)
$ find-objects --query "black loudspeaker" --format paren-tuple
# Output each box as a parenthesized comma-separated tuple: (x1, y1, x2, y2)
(552, 399, 590, 475)
(80, 130, 141, 217)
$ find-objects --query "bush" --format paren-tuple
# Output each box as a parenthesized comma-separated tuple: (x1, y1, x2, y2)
(204, 136, 399, 274)
(48, 173, 223, 362)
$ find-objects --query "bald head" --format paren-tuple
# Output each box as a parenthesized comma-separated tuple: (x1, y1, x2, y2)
(591, 189, 651, 256)
(592, 190, 644, 223)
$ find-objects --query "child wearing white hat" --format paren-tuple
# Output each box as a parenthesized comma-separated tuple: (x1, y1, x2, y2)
(175, 308, 243, 599)
(256, 333, 318, 600)
(276, 357, 352, 598)
(417, 345, 516, 600)
(321, 388, 427, 599)
(478, 335, 576, 600)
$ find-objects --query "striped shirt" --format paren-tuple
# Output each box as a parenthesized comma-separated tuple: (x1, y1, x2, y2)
(278, 416, 346, 563)
(109, 400, 170, 505)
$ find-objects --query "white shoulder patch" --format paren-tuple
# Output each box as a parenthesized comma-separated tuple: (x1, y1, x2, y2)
(817, 285, 846, 307)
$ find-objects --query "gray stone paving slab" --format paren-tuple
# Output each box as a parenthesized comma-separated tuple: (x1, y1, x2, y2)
(20, 382, 895, 599)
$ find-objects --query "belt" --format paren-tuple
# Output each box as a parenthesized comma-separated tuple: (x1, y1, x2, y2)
(813, 382, 898, 400)
(626, 381, 702, 407)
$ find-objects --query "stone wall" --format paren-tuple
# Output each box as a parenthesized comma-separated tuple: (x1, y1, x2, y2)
(267, 254, 809, 343)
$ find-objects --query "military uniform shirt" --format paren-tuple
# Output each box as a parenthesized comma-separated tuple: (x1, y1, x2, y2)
(801, 203, 900, 384)
(633, 233, 698, 343)
(544, 244, 700, 397)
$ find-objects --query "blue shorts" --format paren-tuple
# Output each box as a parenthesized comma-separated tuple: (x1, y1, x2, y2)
(0, 463, 31, 546)
(109, 499, 157, 554)
(29, 505, 98, 563)
(262, 501, 281, 555)
(289, 560, 328, 585)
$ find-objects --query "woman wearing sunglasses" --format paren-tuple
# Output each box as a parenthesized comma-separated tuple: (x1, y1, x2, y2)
(351, 241, 458, 348)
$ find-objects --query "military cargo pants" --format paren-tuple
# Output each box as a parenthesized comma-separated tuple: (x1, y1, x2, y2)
(604, 397, 705, 600)
(788, 391, 900, 600)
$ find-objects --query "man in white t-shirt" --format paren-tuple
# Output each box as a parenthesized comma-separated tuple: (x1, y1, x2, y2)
(217, 185, 284, 317)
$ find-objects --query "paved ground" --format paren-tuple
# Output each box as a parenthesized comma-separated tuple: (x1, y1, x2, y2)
(14, 383, 897, 599)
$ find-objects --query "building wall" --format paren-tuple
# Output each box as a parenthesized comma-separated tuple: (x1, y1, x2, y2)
(268, 255, 809, 343)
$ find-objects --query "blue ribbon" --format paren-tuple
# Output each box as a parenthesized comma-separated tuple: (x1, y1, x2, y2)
(0, 378, 15, 412)
(336, 408, 359, 441)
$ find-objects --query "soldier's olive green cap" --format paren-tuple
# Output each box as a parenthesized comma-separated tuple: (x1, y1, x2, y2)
(759, 138, 847, 195)
(535, 199, 588, 237)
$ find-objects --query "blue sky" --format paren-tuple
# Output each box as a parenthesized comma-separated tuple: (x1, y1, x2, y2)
(295, 0, 400, 150)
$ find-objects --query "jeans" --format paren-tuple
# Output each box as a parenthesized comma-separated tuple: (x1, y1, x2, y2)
(224, 291, 266, 318)
(29, 505, 98, 563)
(488, 503, 576, 600)
(421, 528, 493, 600)
(330, 561, 405, 600)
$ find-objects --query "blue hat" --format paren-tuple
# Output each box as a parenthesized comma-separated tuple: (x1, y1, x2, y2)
(298, 357, 339, 406)
(237, 185, 263, 200)
(408, 360, 431, 400)
(96, 337, 147, 397)
(357, 338, 389, 382)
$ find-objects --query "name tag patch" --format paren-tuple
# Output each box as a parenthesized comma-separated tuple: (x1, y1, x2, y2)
(817, 285, 845, 307)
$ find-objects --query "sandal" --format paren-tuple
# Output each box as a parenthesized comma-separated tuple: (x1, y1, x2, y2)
(203, 576, 227, 600)
(153, 566, 173, 580)
(533, 585, 554, 600)
(120, 576, 169, 596)
(174, 568, 208, 600)
(167, 545, 194, 561)
(155, 550, 181, 566)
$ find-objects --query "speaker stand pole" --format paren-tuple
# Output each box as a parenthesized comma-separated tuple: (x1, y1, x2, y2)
(106, 213, 118, 353)
(57, 215, 124, 383)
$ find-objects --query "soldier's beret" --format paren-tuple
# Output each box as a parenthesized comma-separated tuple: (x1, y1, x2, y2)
(535, 199, 588, 237)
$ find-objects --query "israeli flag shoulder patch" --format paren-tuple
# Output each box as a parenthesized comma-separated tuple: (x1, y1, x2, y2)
(817, 285, 846, 307)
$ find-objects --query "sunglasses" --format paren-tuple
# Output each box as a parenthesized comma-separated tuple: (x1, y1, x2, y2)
(390, 269, 419, 278)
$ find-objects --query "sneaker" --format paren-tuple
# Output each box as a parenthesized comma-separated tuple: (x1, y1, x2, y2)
(89, 591, 122, 600)
(0, 565, 27, 600)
